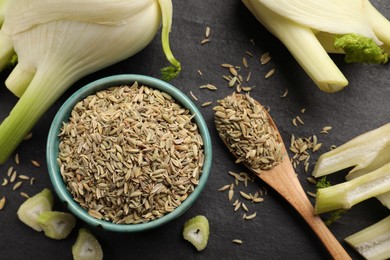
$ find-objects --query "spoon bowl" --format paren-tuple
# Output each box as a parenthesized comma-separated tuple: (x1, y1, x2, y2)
(215, 93, 351, 259)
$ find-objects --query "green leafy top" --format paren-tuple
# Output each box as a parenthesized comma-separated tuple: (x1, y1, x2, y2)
(334, 33, 389, 64)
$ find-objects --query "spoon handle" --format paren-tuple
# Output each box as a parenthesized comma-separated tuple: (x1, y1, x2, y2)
(258, 159, 351, 259)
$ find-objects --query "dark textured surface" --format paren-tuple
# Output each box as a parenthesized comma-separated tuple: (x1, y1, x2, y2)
(1, 1, 390, 259)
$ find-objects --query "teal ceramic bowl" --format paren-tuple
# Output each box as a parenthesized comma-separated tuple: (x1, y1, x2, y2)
(46, 74, 212, 232)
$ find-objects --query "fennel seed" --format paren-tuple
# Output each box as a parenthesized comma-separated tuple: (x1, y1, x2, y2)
(205, 26, 211, 38)
(201, 101, 213, 107)
(199, 84, 217, 91)
(280, 89, 289, 98)
(12, 181, 23, 191)
(264, 68, 275, 78)
(245, 51, 254, 57)
(20, 192, 29, 199)
(242, 57, 248, 68)
(200, 38, 210, 45)
(232, 239, 243, 244)
(234, 202, 241, 212)
(244, 212, 257, 220)
(190, 91, 199, 101)
(218, 184, 231, 192)
(0, 197, 5, 210)
(7, 166, 13, 177)
(228, 189, 234, 201)
(260, 52, 271, 65)
(31, 160, 41, 167)
(14, 153, 20, 165)
(10, 170, 17, 183)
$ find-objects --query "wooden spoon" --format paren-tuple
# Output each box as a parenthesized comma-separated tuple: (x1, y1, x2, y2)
(215, 94, 351, 259)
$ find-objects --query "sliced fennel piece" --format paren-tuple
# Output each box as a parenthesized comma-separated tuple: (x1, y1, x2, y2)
(314, 162, 390, 214)
(0, 0, 180, 164)
(242, 0, 348, 92)
(72, 228, 103, 260)
(312, 123, 390, 210)
(37, 211, 76, 240)
(312, 123, 390, 179)
(183, 215, 210, 251)
(17, 188, 54, 232)
(345, 215, 390, 260)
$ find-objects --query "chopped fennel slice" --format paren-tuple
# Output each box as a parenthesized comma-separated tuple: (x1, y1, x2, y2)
(314, 162, 390, 214)
(345, 215, 390, 260)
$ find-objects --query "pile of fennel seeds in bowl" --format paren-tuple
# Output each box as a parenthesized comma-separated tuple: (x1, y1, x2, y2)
(57, 82, 205, 224)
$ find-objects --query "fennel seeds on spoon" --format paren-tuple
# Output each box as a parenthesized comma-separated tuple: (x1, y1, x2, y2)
(57, 82, 205, 224)
(213, 93, 283, 172)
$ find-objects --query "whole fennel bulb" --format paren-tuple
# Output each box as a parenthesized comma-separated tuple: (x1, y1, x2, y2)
(0, 0, 180, 164)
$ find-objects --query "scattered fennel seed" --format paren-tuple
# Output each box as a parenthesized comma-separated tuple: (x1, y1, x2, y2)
(197, 70, 203, 76)
(229, 67, 238, 77)
(292, 118, 298, 127)
(201, 101, 213, 107)
(296, 116, 304, 125)
(7, 166, 13, 177)
(232, 239, 243, 244)
(189, 91, 198, 101)
(323, 126, 332, 131)
(239, 191, 252, 200)
(244, 212, 257, 220)
(307, 191, 316, 198)
(2, 178, 8, 186)
(10, 171, 17, 183)
(241, 86, 252, 92)
(20, 192, 29, 199)
(14, 153, 20, 165)
(199, 84, 217, 90)
(221, 63, 233, 68)
(228, 189, 234, 201)
(246, 71, 251, 82)
(205, 26, 211, 38)
(242, 57, 248, 68)
(0, 197, 5, 210)
(31, 160, 41, 167)
(218, 184, 231, 192)
(234, 202, 241, 212)
(260, 52, 271, 65)
(200, 38, 211, 45)
(264, 68, 275, 78)
(13, 181, 23, 191)
(18, 175, 30, 180)
(307, 177, 317, 185)
(252, 197, 264, 203)
(280, 89, 288, 98)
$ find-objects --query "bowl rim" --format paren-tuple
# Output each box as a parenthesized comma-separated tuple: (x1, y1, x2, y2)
(46, 74, 212, 232)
